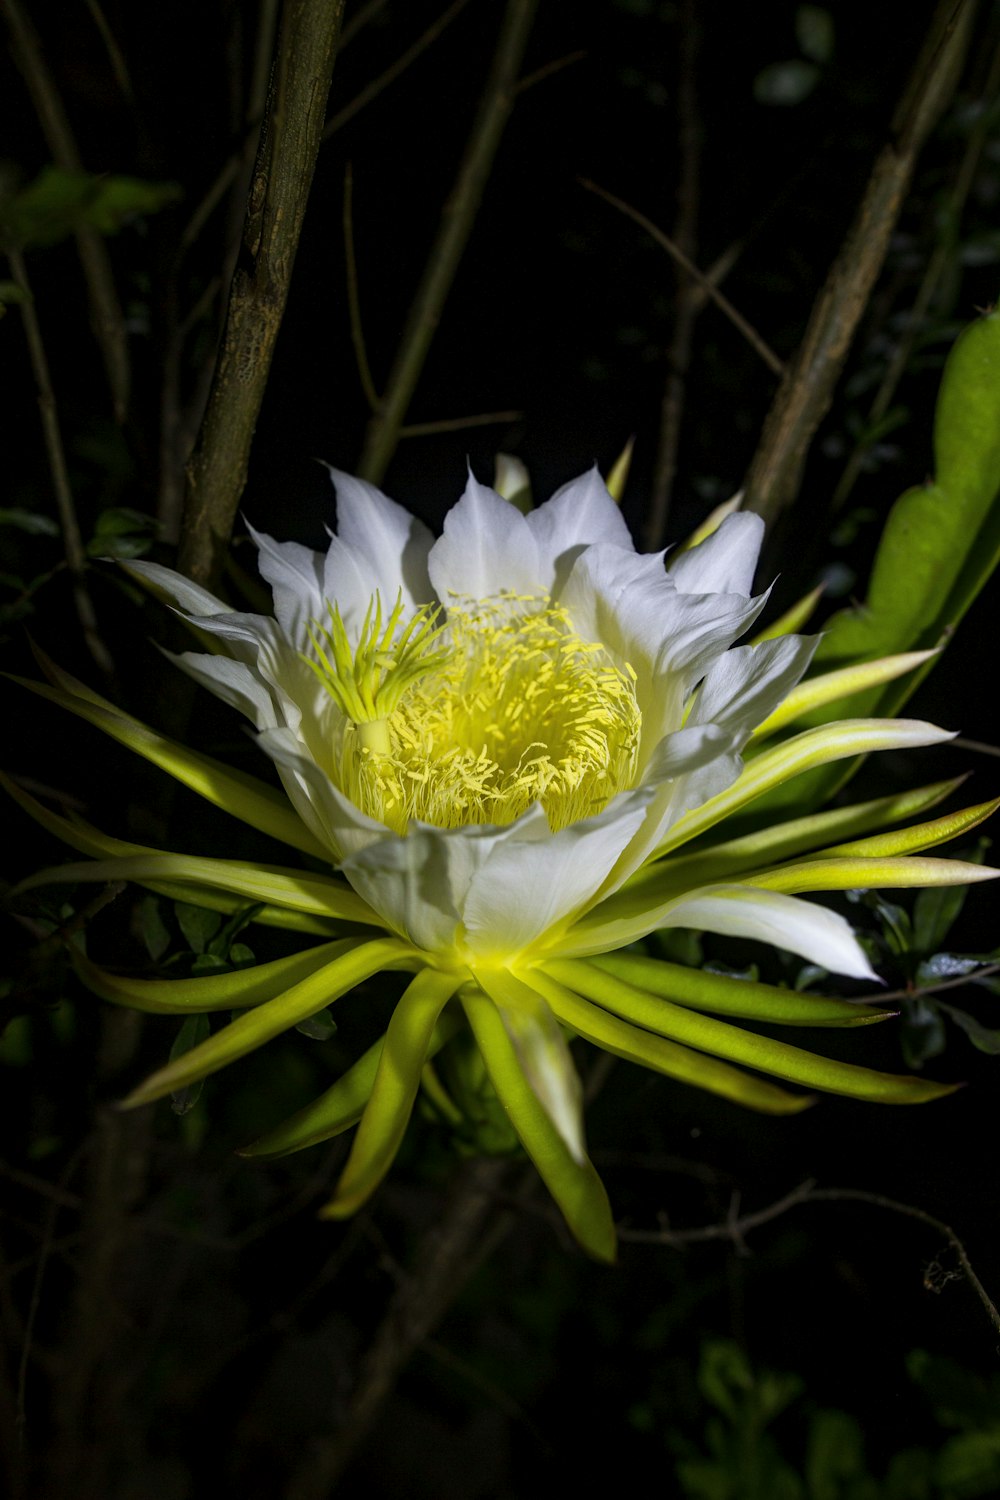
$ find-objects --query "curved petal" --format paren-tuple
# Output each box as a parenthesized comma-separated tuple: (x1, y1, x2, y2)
(327, 467, 435, 612)
(526, 465, 633, 595)
(246, 522, 325, 642)
(427, 469, 543, 602)
(667, 511, 764, 595)
(690, 634, 818, 738)
(122, 558, 231, 617)
(656, 885, 878, 980)
(461, 795, 652, 960)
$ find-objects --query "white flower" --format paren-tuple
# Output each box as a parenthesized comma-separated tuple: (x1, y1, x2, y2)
(12, 463, 995, 1259)
(129, 467, 873, 975)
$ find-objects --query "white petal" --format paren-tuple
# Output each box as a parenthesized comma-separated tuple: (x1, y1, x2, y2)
(689, 634, 817, 739)
(246, 523, 325, 642)
(525, 465, 633, 595)
(339, 816, 548, 953)
(656, 884, 878, 980)
(256, 726, 382, 863)
(668, 511, 765, 596)
(171, 650, 277, 730)
(427, 470, 543, 602)
(122, 559, 230, 617)
(326, 468, 434, 612)
(462, 796, 652, 960)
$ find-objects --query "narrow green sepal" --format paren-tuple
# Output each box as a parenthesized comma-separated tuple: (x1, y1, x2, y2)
(72, 938, 367, 1014)
(588, 952, 891, 1028)
(14, 653, 329, 858)
(319, 967, 465, 1216)
(120, 937, 411, 1107)
(530, 969, 816, 1114)
(461, 983, 617, 1262)
(546, 959, 957, 1105)
(242, 1011, 463, 1160)
(746, 854, 999, 896)
(751, 651, 936, 739)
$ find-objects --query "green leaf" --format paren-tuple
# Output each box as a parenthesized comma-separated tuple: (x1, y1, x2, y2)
(295, 1007, 338, 1040)
(0, 507, 58, 536)
(937, 1002, 1000, 1055)
(0, 167, 179, 250)
(138, 895, 171, 961)
(795, 5, 834, 63)
(900, 996, 947, 1068)
(169, 1015, 211, 1115)
(175, 902, 222, 955)
(753, 59, 820, 106)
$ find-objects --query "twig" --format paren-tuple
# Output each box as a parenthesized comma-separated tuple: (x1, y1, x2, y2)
(343, 164, 380, 412)
(515, 47, 586, 95)
(322, 0, 471, 140)
(831, 28, 1000, 514)
(954, 736, 1000, 759)
(646, 0, 702, 550)
(619, 1178, 1000, 1341)
(398, 407, 522, 437)
(283, 1156, 515, 1500)
(741, 0, 977, 526)
(2, 0, 130, 421)
(5, 250, 115, 679)
(580, 177, 785, 379)
(83, 0, 133, 102)
(357, 0, 539, 485)
(339, 0, 390, 50)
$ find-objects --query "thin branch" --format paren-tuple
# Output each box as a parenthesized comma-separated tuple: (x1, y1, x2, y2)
(322, 0, 471, 140)
(954, 736, 1000, 759)
(5, 251, 114, 678)
(343, 164, 380, 412)
(871, 960, 1000, 1007)
(580, 176, 785, 378)
(83, 0, 133, 102)
(1, 0, 130, 421)
(283, 1156, 515, 1500)
(515, 47, 586, 95)
(339, 0, 390, 51)
(646, 0, 702, 550)
(178, 0, 347, 588)
(619, 1178, 1000, 1340)
(398, 407, 522, 437)
(357, 0, 539, 485)
(742, 0, 977, 526)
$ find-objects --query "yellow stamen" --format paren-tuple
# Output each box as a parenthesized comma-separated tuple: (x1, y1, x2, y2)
(311, 591, 642, 834)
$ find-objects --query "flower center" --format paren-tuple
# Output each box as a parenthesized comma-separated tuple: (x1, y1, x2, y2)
(309, 593, 641, 833)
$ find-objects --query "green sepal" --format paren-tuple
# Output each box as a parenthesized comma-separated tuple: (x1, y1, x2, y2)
(71, 938, 369, 1014)
(474, 966, 586, 1163)
(1, 770, 350, 934)
(745, 853, 998, 895)
(242, 1011, 463, 1159)
(319, 967, 464, 1217)
(15, 653, 329, 858)
(587, 951, 891, 1028)
(461, 982, 617, 1263)
(15, 850, 382, 928)
(120, 937, 412, 1107)
(751, 651, 935, 740)
(530, 967, 814, 1115)
(623, 778, 964, 901)
(544, 959, 957, 1105)
(654, 719, 954, 858)
(810, 796, 1000, 859)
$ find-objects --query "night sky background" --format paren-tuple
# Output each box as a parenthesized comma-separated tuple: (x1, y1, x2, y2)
(3, 2, 1000, 1498)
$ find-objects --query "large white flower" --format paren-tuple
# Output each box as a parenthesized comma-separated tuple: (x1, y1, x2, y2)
(10, 464, 996, 1258)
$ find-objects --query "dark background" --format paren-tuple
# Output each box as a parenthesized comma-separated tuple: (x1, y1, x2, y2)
(2, 2, 1000, 1497)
